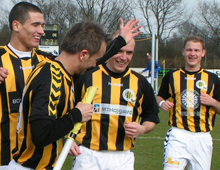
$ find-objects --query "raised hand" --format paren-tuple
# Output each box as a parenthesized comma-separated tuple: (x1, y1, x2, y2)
(119, 18, 142, 44)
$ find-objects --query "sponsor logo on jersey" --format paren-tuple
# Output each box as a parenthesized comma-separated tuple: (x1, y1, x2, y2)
(108, 82, 123, 87)
(94, 104, 101, 113)
(122, 89, 136, 105)
(93, 103, 133, 117)
(181, 89, 200, 116)
(12, 98, 21, 104)
(196, 80, 207, 91)
(185, 77, 196, 80)
(166, 157, 180, 165)
(20, 65, 35, 70)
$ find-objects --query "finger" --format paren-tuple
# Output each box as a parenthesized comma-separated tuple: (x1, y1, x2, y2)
(125, 18, 136, 27)
(0, 67, 9, 74)
(132, 31, 142, 38)
(119, 18, 124, 29)
(0, 75, 6, 83)
(129, 20, 140, 29)
(132, 25, 142, 33)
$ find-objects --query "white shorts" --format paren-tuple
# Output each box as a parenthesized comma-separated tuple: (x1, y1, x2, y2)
(0, 166, 8, 170)
(72, 145, 135, 170)
(8, 160, 34, 170)
(163, 127, 213, 170)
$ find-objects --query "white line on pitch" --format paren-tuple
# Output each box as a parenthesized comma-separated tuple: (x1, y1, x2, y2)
(137, 136, 220, 141)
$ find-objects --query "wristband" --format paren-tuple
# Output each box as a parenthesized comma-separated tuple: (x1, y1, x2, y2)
(159, 100, 165, 108)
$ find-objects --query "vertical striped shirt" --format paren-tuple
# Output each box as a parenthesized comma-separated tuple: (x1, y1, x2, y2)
(158, 68, 220, 132)
(0, 45, 53, 165)
(75, 64, 160, 151)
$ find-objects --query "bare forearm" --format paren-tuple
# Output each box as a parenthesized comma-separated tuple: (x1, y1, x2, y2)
(140, 121, 156, 135)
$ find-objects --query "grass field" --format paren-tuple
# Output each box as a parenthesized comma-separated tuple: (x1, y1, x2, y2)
(61, 109, 220, 170)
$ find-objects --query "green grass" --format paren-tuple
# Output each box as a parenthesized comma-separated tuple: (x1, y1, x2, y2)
(61, 110, 220, 169)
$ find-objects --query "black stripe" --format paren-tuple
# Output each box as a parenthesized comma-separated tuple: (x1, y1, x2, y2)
(194, 73, 201, 132)
(170, 72, 177, 127)
(180, 71, 189, 130)
(31, 53, 40, 69)
(0, 55, 11, 164)
(10, 55, 24, 95)
(99, 72, 111, 150)
(82, 73, 93, 148)
(116, 74, 130, 150)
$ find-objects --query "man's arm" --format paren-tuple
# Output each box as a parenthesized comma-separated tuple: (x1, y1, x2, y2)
(156, 96, 174, 112)
(155, 61, 161, 72)
(200, 93, 220, 113)
(140, 67, 149, 74)
(124, 121, 156, 138)
(29, 66, 92, 147)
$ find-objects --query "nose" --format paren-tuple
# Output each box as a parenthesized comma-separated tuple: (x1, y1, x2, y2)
(38, 25, 45, 35)
(120, 52, 127, 59)
(190, 50, 196, 55)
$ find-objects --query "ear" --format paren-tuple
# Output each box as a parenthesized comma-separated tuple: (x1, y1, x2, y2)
(182, 48, 185, 56)
(202, 49, 206, 58)
(12, 20, 20, 32)
(79, 49, 89, 61)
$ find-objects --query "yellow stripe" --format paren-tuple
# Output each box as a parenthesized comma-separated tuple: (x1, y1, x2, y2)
(90, 70, 102, 150)
(38, 145, 53, 169)
(186, 74, 195, 132)
(200, 72, 208, 132)
(108, 77, 121, 150)
(20, 59, 33, 84)
(2, 54, 16, 114)
(208, 85, 215, 131)
(49, 63, 61, 117)
(124, 74, 138, 150)
(172, 71, 184, 129)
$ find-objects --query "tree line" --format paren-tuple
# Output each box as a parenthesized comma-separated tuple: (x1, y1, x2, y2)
(0, 0, 220, 68)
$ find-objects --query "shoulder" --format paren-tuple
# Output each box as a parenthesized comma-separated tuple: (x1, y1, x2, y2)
(84, 66, 100, 76)
(0, 46, 7, 56)
(164, 68, 178, 78)
(130, 69, 151, 88)
(202, 69, 220, 81)
(131, 69, 147, 80)
(34, 48, 56, 59)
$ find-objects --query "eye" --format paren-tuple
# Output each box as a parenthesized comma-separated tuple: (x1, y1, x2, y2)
(127, 51, 133, 55)
(185, 48, 192, 52)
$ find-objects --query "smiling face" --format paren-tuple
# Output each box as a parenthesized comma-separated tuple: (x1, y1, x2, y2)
(13, 11, 45, 51)
(106, 39, 135, 73)
(182, 40, 206, 72)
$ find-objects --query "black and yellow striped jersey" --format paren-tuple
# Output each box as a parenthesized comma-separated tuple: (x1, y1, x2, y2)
(12, 59, 78, 169)
(0, 45, 54, 166)
(158, 68, 220, 132)
(75, 64, 160, 151)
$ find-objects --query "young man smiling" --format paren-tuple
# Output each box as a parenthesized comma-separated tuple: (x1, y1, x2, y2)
(71, 31, 160, 170)
(157, 35, 220, 170)
(0, 2, 54, 168)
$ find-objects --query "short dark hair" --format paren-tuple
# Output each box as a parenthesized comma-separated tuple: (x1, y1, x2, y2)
(9, 1, 43, 31)
(61, 21, 107, 56)
(183, 35, 205, 49)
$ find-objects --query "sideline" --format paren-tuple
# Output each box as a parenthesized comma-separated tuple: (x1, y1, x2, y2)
(137, 136, 220, 141)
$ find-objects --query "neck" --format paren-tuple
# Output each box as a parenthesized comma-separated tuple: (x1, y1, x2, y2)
(10, 35, 32, 52)
(55, 51, 78, 75)
(185, 65, 201, 72)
